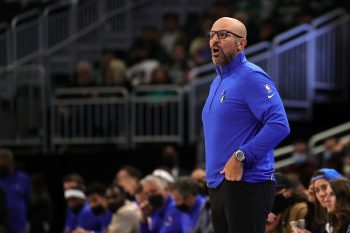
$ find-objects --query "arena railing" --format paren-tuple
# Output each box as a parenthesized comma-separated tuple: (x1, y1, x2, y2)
(130, 85, 184, 146)
(0, 65, 47, 152)
(0, 23, 9, 66)
(50, 86, 129, 150)
(311, 8, 350, 103)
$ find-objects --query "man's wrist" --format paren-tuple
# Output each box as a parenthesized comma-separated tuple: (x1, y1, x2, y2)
(234, 150, 245, 162)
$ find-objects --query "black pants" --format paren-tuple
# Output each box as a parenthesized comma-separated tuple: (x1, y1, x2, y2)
(208, 180, 275, 233)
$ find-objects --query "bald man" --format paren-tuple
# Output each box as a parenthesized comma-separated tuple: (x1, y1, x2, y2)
(202, 17, 290, 233)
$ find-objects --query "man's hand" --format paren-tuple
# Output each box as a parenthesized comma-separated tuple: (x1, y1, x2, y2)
(220, 153, 243, 181)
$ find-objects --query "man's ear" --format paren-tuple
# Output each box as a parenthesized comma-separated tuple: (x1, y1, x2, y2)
(238, 38, 247, 50)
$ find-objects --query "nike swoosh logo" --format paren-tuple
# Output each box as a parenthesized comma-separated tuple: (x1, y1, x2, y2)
(268, 93, 275, 98)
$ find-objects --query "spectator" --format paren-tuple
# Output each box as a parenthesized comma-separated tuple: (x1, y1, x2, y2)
(191, 167, 207, 197)
(74, 60, 96, 87)
(305, 168, 344, 233)
(166, 44, 190, 85)
(75, 183, 112, 233)
(28, 173, 52, 233)
(63, 188, 89, 233)
(159, 145, 181, 178)
(63, 174, 87, 233)
(0, 148, 31, 233)
(63, 174, 86, 191)
(324, 179, 350, 233)
(171, 176, 206, 228)
(105, 59, 130, 89)
(106, 184, 141, 233)
(114, 165, 142, 201)
(139, 175, 192, 233)
(160, 13, 186, 56)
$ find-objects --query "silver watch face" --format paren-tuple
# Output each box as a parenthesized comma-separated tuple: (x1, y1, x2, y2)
(236, 151, 245, 161)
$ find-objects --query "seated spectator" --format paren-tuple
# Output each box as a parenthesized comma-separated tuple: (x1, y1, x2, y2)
(171, 176, 206, 228)
(128, 25, 168, 65)
(63, 174, 87, 233)
(127, 59, 160, 87)
(191, 167, 207, 197)
(0, 148, 31, 233)
(106, 184, 141, 233)
(166, 44, 190, 85)
(139, 175, 192, 233)
(160, 12, 186, 56)
(75, 183, 112, 233)
(105, 59, 131, 89)
(74, 60, 96, 87)
(188, 37, 211, 69)
(114, 165, 142, 201)
(324, 179, 350, 233)
(304, 168, 344, 233)
(63, 188, 89, 233)
(266, 173, 307, 233)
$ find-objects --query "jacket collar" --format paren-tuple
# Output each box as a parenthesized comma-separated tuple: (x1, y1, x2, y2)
(215, 51, 247, 78)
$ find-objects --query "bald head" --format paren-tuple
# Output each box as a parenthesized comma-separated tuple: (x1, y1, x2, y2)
(212, 17, 247, 38)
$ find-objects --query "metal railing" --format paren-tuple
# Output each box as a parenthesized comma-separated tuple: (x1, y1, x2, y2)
(312, 8, 350, 102)
(0, 65, 47, 151)
(50, 87, 129, 149)
(130, 85, 184, 146)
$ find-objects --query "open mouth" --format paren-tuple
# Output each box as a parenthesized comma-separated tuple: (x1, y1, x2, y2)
(211, 47, 221, 57)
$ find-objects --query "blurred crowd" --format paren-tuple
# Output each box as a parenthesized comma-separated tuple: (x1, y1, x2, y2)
(50, 0, 348, 91)
(0, 135, 350, 233)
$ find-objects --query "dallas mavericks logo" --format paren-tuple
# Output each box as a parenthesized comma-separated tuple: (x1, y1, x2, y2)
(220, 90, 225, 103)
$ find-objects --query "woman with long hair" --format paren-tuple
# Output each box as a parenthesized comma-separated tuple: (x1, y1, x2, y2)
(324, 179, 350, 233)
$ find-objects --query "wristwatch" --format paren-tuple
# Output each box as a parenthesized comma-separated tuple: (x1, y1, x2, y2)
(234, 150, 245, 162)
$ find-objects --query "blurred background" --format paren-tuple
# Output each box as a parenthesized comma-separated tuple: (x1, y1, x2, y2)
(0, 0, 349, 232)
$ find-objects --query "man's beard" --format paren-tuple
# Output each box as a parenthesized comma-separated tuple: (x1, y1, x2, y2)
(212, 48, 238, 67)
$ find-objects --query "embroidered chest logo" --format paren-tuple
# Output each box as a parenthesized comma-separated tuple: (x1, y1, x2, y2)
(220, 90, 225, 103)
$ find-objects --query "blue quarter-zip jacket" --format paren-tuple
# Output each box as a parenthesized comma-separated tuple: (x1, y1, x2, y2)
(202, 52, 290, 188)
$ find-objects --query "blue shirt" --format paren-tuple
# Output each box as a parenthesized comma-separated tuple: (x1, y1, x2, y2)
(0, 170, 31, 233)
(63, 202, 90, 233)
(202, 52, 290, 188)
(141, 195, 192, 233)
(188, 196, 206, 228)
(78, 208, 112, 233)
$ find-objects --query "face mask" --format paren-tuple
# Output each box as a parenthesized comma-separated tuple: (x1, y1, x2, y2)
(91, 205, 105, 215)
(292, 153, 306, 164)
(176, 204, 190, 212)
(0, 166, 10, 178)
(271, 194, 292, 215)
(70, 204, 84, 215)
(148, 194, 164, 209)
(108, 200, 125, 213)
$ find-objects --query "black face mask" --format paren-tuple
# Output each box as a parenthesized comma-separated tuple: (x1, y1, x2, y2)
(70, 204, 84, 215)
(91, 205, 106, 215)
(271, 194, 292, 215)
(176, 204, 190, 212)
(0, 166, 10, 178)
(108, 200, 125, 213)
(148, 194, 164, 209)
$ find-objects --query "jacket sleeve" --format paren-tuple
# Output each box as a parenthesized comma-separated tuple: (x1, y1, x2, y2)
(239, 71, 290, 166)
